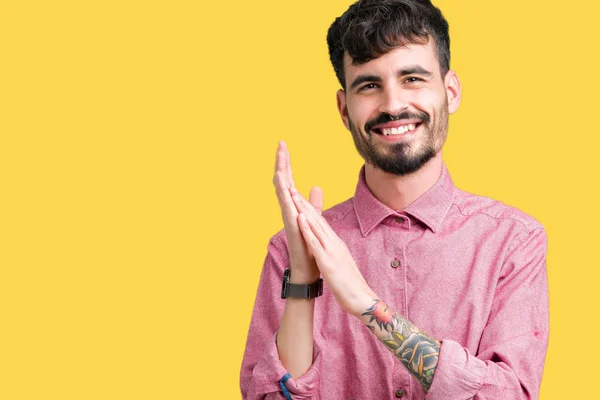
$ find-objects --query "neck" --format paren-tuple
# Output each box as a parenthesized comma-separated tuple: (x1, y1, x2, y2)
(364, 152, 444, 211)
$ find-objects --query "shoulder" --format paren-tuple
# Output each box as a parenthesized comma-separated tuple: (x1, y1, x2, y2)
(322, 197, 355, 226)
(452, 188, 544, 231)
(451, 188, 546, 251)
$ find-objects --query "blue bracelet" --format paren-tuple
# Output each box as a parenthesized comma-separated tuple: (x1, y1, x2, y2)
(279, 373, 293, 400)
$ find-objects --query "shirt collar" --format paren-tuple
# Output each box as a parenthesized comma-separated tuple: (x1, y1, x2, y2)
(353, 162, 456, 236)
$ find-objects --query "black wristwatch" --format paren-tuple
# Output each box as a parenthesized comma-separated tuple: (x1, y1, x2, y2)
(280, 269, 323, 299)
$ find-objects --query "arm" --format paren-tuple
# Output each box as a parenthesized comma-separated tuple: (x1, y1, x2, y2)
(273, 141, 324, 379)
(277, 295, 316, 379)
(240, 142, 324, 399)
(424, 228, 549, 399)
(292, 189, 549, 399)
(239, 237, 322, 400)
(358, 299, 440, 392)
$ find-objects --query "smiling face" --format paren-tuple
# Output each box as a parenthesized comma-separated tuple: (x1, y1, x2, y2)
(336, 41, 461, 176)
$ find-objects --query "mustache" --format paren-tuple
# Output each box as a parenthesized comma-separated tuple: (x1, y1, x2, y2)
(365, 111, 430, 133)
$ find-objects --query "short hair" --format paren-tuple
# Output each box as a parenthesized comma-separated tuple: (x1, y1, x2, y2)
(326, 0, 451, 89)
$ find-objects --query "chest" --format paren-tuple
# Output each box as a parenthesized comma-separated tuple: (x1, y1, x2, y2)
(336, 224, 506, 344)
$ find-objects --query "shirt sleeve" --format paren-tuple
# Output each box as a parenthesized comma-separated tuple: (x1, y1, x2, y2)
(426, 227, 549, 400)
(240, 234, 322, 399)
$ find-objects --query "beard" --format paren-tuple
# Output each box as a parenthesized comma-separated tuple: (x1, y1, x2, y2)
(348, 99, 449, 176)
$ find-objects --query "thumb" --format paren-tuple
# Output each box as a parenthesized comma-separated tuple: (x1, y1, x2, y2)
(309, 186, 324, 216)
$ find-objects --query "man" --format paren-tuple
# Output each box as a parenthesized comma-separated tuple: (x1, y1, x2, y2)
(240, 0, 549, 399)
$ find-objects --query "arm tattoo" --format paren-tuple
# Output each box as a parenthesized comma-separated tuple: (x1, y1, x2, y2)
(361, 299, 440, 392)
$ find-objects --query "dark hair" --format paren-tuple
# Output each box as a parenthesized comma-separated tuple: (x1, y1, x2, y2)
(326, 0, 450, 89)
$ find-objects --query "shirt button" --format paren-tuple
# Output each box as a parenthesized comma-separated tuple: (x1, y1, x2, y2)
(391, 259, 400, 268)
(395, 388, 405, 398)
(395, 217, 404, 224)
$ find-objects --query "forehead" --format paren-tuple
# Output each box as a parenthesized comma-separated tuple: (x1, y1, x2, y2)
(343, 42, 439, 84)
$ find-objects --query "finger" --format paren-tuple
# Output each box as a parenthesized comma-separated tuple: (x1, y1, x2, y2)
(290, 188, 317, 220)
(280, 141, 297, 189)
(290, 186, 314, 213)
(309, 186, 324, 216)
(297, 210, 332, 252)
(297, 213, 328, 265)
(274, 140, 296, 189)
(275, 141, 284, 175)
(291, 188, 333, 240)
(275, 171, 299, 223)
(274, 142, 290, 188)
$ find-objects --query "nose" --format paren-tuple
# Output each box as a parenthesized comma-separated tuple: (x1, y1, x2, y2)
(378, 84, 409, 116)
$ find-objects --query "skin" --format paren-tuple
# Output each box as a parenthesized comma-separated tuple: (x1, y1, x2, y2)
(337, 41, 461, 210)
(274, 40, 462, 392)
(273, 141, 324, 379)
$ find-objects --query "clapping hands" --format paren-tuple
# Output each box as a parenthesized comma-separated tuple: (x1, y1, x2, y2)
(273, 141, 375, 316)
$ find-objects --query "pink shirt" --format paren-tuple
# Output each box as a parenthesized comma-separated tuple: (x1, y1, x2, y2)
(241, 163, 549, 399)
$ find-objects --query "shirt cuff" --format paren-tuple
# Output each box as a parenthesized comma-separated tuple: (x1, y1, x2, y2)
(252, 332, 321, 398)
(425, 339, 486, 399)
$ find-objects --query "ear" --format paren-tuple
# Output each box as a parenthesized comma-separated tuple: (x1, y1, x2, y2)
(336, 89, 350, 130)
(444, 70, 461, 114)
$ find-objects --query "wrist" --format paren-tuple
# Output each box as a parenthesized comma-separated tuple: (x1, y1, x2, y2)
(349, 291, 378, 318)
(288, 265, 320, 284)
(281, 268, 323, 299)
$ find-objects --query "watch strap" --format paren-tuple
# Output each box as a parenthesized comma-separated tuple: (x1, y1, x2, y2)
(281, 269, 323, 299)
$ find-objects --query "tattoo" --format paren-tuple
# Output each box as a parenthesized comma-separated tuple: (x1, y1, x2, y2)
(361, 299, 440, 392)
(362, 299, 399, 331)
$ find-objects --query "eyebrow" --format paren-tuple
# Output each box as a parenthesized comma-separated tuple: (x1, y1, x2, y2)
(349, 65, 434, 91)
(398, 65, 433, 77)
(349, 74, 382, 91)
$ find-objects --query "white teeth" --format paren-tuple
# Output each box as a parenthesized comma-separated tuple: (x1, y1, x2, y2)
(381, 123, 418, 135)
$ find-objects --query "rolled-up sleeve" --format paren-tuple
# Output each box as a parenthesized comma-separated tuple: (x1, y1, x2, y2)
(426, 227, 549, 400)
(240, 235, 322, 399)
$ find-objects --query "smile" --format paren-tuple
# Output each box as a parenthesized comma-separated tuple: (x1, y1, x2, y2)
(372, 122, 422, 136)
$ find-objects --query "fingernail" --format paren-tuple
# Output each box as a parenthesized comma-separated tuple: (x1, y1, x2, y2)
(289, 187, 297, 194)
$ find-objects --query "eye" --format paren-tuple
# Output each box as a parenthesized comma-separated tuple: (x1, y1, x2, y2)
(358, 83, 379, 92)
(404, 77, 424, 83)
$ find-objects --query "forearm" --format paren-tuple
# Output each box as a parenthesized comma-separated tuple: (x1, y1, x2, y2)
(241, 238, 323, 400)
(276, 268, 319, 379)
(357, 298, 440, 392)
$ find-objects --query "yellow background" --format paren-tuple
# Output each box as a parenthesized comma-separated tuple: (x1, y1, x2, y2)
(1, 0, 598, 398)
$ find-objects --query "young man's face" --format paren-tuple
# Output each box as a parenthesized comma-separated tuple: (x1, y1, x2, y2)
(337, 41, 460, 176)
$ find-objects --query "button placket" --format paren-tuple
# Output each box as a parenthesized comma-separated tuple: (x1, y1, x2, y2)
(402, 217, 410, 268)
(389, 215, 410, 270)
